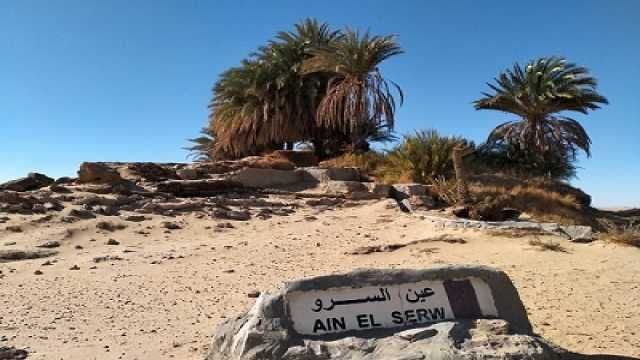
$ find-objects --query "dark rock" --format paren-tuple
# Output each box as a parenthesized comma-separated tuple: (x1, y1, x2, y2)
(34, 270, 43, 275)
(247, 290, 261, 298)
(5, 226, 22, 233)
(0, 249, 57, 262)
(77, 162, 124, 184)
(229, 168, 303, 188)
(65, 208, 96, 220)
(156, 179, 244, 197)
(106, 238, 120, 246)
(69, 264, 80, 270)
(37, 240, 60, 248)
(123, 215, 147, 222)
(162, 221, 182, 230)
(305, 197, 343, 207)
(0, 346, 28, 360)
(0, 172, 54, 192)
(49, 184, 72, 193)
(213, 209, 251, 221)
(54, 176, 75, 184)
(93, 255, 123, 263)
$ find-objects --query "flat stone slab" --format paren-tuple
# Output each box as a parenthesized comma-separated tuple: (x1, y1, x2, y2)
(206, 265, 548, 360)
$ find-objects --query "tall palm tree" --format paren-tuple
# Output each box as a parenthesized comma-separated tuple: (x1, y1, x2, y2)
(474, 57, 608, 160)
(304, 30, 403, 145)
(209, 19, 341, 157)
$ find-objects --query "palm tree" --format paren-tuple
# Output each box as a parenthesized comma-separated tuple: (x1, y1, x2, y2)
(184, 128, 215, 162)
(304, 29, 403, 147)
(474, 57, 608, 161)
(209, 19, 341, 157)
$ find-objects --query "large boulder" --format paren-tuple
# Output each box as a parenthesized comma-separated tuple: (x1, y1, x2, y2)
(0, 173, 54, 192)
(117, 162, 178, 182)
(302, 167, 363, 184)
(77, 162, 123, 184)
(229, 168, 303, 188)
(205, 266, 567, 360)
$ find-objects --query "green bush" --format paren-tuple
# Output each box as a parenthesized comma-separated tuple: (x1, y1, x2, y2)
(380, 130, 472, 183)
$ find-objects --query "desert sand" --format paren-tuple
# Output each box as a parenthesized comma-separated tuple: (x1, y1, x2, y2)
(1, 198, 639, 360)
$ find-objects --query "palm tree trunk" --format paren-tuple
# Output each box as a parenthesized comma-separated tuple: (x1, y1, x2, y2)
(452, 146, 470, 205)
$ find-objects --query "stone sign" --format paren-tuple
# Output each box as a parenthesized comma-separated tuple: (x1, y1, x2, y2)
(207, 266, 540, 360)
(287, 278, 498, 335)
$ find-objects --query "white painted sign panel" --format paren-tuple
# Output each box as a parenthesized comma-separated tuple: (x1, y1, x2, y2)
(286, 278, 497, 335)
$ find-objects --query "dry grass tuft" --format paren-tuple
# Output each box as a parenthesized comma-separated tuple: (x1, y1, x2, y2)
(602, 222, 640, 248)
(320, 152, 386, 177)
(528, 238, 568, 252)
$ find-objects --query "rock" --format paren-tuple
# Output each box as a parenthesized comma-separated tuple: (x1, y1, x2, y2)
(37, 240, 61, 248)
(410, 195, 436, 209)
(247, 290, 261, 298)
(162, 221, 182, 230)
(49, 184, 72, 193)
(65, 208, 96, 220)
(96, 221, 126, 232)
(156, 179, 243, 197)
(69, 264, 80, 270)
(106, 238, 120, 246)
(270, 150, 319, 167)
(392, 183, 429, 197)
(93, 255, 123, 263)
(560, 225, 594, 243)
(139, 200, 205, 214)
(366, 183, 392, 198)
(229, 168, 303, 188)
(325, 180, 368, 194)
(0, 249, 57, 262)
(240, 156, 296, 170)
(0, 346, 28, 360)
(123, 215, 147, 222)
(213, 209, 251, 221)
(77, 162, 124, 184)
(215, 222, 235, 229)
(34, 270, 43, 275)
(205, 266, 561, 360)
(176, 167, 199, 180)
(54, 176, 75, 184)
(5, 225, 22, 233)
(117, 162, 178, 182)
(302, 167, 362, 183)
(305, 197, 343, 207)
(0, 172, 54, 192)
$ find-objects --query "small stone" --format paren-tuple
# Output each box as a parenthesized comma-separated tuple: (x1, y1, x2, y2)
(162, 221, 182, 230)
(34, 270, 43, 275)
(69, 265, 80, 270)
(123, 215, 147, 222)
(37, 240, 60, 248)
(222, 269, 235, 273)
(4, 241, 17, 246)
(106, 238, 120, 246)
(247, 290, 261, 298)
(75, 245, 84, 250)
(5, 225, 22, 233)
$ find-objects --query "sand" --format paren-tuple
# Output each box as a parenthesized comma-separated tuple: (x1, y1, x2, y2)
(1, 198, 638, 359)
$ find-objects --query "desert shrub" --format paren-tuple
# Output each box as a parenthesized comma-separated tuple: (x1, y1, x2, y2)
(467, 174, 595, 225)
(474, 143, 577, 181)
(319, 151, 386, 176)
(379, 130, 472, 184)
(602, 222, 640, 248)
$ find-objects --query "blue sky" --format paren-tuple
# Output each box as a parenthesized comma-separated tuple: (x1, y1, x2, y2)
(1, 1, 638, 207)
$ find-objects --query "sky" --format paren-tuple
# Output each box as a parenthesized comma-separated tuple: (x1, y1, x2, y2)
(1, 0, 638, 207)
